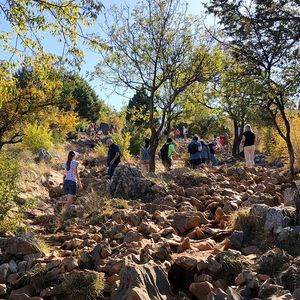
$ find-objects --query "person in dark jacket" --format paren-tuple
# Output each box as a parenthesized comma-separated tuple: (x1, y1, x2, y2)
(240, 124, 256, 167)
(106, 138, 121, 177)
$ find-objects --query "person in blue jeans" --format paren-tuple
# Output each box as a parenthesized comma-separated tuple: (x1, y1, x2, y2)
(208, 142, 219, 166)
(62, 151, 82, 214)
(106, 138, 121, 177)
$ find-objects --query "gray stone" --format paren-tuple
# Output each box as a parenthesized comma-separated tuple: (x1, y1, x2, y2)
(0, 264, 9, 283)
(229, 231, 244, 249)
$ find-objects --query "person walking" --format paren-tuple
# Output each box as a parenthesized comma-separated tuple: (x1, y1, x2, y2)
(141, 138, 150, 172)
(188, 136, 202, 169)
(208, 141, 219, 166)
(106, 138, 121, 177)
(62, 151, 82, 214)
(240, 124, 256, 167)
(183, 126, 188, 140)
(160, 138, 175, 171)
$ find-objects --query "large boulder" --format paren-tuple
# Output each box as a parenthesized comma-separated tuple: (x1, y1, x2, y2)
(109, 165, 160, 200)
(250, 204, 296, 234)
(0, 234, 42, 256)
(111, 260, 175, 300)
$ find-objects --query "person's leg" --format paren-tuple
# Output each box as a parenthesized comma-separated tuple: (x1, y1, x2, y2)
(250, 145, 255, 167)
(244, 146, 250, 167)
(167, 157, 172, 171)
(108, 162, 119, 177)
(62, 180, 76, 214)
(210, 154, 219, 166)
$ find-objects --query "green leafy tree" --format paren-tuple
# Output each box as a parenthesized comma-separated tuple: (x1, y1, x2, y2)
(207, 0, 300, 175)
(0, 0, 103, 66)
(62, 74, 105, 122)
(96, 0, 221, 172)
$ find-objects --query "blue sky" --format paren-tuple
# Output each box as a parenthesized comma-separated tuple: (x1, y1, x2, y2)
(81, 0, 211, 110)
(1, 0, 211, 110)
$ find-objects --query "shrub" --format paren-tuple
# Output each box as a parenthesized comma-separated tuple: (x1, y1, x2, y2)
(0, 152, 20, 220)
(110, 132, 131, 160)
(95, 143, 107, 158)
(23, 123, 53, 154)
(62, 271, 104, 299)
(130, 131, 144, 156)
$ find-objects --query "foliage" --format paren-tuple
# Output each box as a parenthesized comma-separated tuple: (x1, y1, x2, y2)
(95, 144, 107, 159)
(206, 0, 300, 174)
(62, 271, 104, 300)
(257, 248, 290, 277)
(22, 123, 53, 154)
(61, 74, 105, 122)
(0, 152, 21, 221)
(0, 0, 103, 67)
(96, 0, 222, 171)
(0, 60, 68, 149)
(110, 132, 131, 161)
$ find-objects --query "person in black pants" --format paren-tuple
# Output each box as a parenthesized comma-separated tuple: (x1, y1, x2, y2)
(106, 138, 121, 177)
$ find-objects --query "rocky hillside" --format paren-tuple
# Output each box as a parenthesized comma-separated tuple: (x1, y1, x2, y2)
(0, 143, 300, 300)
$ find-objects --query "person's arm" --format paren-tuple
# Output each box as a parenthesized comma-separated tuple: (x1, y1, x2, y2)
(75, 164, 82, 189)
(240, 135, 245, 152)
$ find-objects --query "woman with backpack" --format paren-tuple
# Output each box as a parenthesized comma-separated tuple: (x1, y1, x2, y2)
(62, 151, 82, 214)
(240, 124, 256, 167)
(141, 138, 151, 172)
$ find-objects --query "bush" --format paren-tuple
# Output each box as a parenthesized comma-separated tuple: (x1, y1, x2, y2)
(130, 131, 144, 156)
(62, 271, 104, 299)
(95, 143, 107, 158)
(23, 123, 53, 154)
(110, 132, 131, 160)
(0, 152, 20, 220)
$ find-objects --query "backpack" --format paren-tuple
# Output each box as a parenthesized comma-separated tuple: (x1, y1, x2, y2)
(160, 143, 169, 160)
(188, 142, 199, 154)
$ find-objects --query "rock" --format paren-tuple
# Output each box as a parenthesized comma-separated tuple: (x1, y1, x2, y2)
(229, 231, 244, 249)
(293, 288, 300, 300)
(172, 212, 207, 234)
(194, 274, 213, 283)
(226, 287, 242, 300)
(90, 242, 112, 262)
(62, 257, 78, 272)
(0, 264, 9, 283)
(124, 231, 144, 244)
(177, 237, 191, 253)
(111, 260, 175, 300)
(207, 257, 222, 274)
(0, 283, 6, 295)
(62, 238, 83, 250)
(137, 222, 160, 236)
(258, 280, 284, 298)
(109, 165, 157, 200)
(37, 149, 51, 162)
(8, 260, 18, 273)
(175, 256, 198, 270)
(189, 281, 214, 300)
(0, 234, 42, 256)
(8, 294, 42, 300)
(250, 204, 296, 233)
(48, 186, 64, 198)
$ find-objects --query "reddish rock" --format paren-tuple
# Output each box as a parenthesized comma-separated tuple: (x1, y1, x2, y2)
(177, 237, 191, 253)
(189, 281, 214, 300)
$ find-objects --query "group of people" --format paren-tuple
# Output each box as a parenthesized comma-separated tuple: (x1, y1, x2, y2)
(61, 124, 256, 213)
(87, 122, 116, 137)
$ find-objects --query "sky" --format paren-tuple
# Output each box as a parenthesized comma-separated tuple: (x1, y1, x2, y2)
(80, 0, 211, 110)
(0, 0, 212, 110)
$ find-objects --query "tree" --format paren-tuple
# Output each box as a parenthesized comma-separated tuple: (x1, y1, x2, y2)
(0, 0, 103, 66)
(96, 0, 221, 172)
(206, 0, 300, 175)
(0, 58, 71, 149)
(62, 74, 105, 122)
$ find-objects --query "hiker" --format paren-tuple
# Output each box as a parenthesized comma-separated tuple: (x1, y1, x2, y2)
(199, 139, 210, 164)
(208, 141, 219, 166)
(106, 138, 121, 177)
(174, 128, 181, 140)
(141, 138, 150, 172)
(240, 124, 256, 167)
(160, 138, 175, 171)
(62, 151, 82, 213)
(183, 126, 188, 140)
(188, 136, 202, 169)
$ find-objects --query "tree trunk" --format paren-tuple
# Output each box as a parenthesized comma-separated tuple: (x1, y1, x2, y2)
(149, 129, 159, 172)
(232, 121, 244, 157)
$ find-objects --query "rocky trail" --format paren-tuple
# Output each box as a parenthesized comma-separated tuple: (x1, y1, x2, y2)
(0, 141, 300, 300)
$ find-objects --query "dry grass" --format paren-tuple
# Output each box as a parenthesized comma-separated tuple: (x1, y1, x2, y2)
(62, 271, 105, 300)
